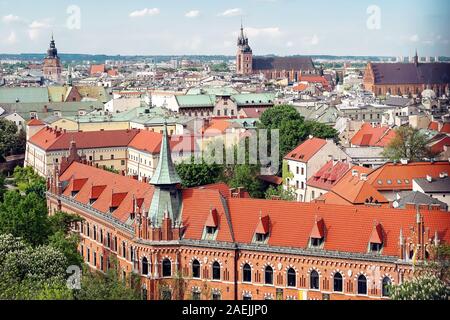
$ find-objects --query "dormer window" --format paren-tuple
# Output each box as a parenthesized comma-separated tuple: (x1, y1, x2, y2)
(309, 218, 325, 249)
(368, 223, 384, 254)
(253, 214, 270, 244)
(203, 208, 219, 240)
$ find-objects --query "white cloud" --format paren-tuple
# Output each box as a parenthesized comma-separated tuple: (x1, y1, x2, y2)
(2, 14, 20, 24)
(129, 8, 160, 18)
(286, 41, 294, 47)
(185, 10, 200, 18)
(5, 31, 17, 44)
(409, 34, 420, 42)
(28, 19, 51, 40)
(310, 34, 319, 45)
(219, 8, 243, 17)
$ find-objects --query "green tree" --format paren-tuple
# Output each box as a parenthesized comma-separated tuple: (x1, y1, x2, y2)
(176, 156, 223, 188)
(383, 126, 432, 162)
(74, 258, 140, 300)
(0, 119, 19, 159)
(227, 164, 264, 198)
(265, 185, 296, 201)
(13, 166, 46, 196)
(0, 175, 5, 202)
(0, 191, 49, 246)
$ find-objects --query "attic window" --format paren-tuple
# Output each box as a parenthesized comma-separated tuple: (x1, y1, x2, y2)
(309, 218, 325, 249)
(203, 208, 219, 240)
(369, 223, 384, 254)
(254, 215, 270, 244)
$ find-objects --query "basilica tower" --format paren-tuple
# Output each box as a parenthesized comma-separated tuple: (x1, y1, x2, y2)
(236, 23, 253, 75)
(43, 34, 62, 83)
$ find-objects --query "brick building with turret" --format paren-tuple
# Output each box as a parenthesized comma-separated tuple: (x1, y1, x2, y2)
(46, 124, 450, 300)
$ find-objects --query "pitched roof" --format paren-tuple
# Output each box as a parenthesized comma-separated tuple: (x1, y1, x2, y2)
(60, 162, 155, 223)
(0, 87, 49, 103)
(284, 138, 327, 162)
(225, 197, 450, 256)
(350, 123, 395, 147)
(90, 64, 106, 75)
(239, 107, 269, 118)
(58, 161, 450, 257)
(27, 118, 45, 126)
(29, 127, 140, 151)
(318, 167, 388, 206)
(128, 131, 163, 154)
(176, 94, 215, 108)
(394, 191, 447, 210)
(414, 176, 450, 193)
(253, 56, 315, 71)
(307, 160, 351, 191)
(368, 161, 450, 191)
(369, 62, 450, 85)
(441, 123, 450, 134)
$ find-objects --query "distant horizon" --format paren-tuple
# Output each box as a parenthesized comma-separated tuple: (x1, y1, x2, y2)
(1, 0, 449, 56)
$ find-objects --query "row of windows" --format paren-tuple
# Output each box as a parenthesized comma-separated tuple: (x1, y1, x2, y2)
(241, 265, 392, 297)
(80, 222, 118, 252)
(141, 258, 222, 281)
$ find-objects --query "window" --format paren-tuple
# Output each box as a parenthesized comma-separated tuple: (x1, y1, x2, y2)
(357, 275, 367, 295)
(212, 262, 221, 280)
(310, 237, 324, 248)
(333, 273, 343, 292)
(93, 252, 97, 267)
(265, 266, 273, 285)
(206, 226, 217, 235)
(93, 226, 97, 241)
(192, 259, 201, 279)
(243, 264, 252, 282)
(122, 242, 126, 258)
(212, 293, 221, 300)
(243, 295, 252, 300)
(142, 287, 148, 300)
(370, 242, 383, 253)
(255, 233, 268, 243)
(142, 257, 149, 275)
(86, 223, 90, 237)
(382, 277, 391, 297)
(100, 155, 104, 161)
(162, 259, 171, 277)
(100, 229, 104, 244)
(111, 155, 114, 160)
(310, 270, 319, 290)
(287, 268, 296, 287)
(100, 255, 104, 271)
(87, 248, 90, 263)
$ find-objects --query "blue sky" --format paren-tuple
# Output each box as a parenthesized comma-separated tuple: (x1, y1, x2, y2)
(1, 0, 449, 56)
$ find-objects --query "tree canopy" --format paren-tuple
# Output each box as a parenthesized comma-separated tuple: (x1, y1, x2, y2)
(383, 126, 432, 162)
(0, 119, 26, 159)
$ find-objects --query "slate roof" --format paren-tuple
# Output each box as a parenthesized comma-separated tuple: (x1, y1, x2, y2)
(253, 56, 316, 71)
(394, 191, 448, 210)
(0, 87, 49, 103)
(414, 176, 450, 193)
(369, 62, 450, 85)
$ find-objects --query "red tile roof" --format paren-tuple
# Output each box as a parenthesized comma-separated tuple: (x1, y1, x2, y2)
(128, 131, 163, 154)
(318, 167, 388, 206)
(27, 118, 45, 126)
(58, 162, 450, 257)
(368, 161, 450, 191)
(310, 218, 325, 239)
(307, 160, 351, 191)
(441, 123, 450, 134)
(255, 215, 270, 234)
(29, 127, 140, 151)
(369, 224, 384, 244)
(428, 121, 439, 131)
(239, 107, 269, 118)
(350, 124, 395, 147)
(298, 75, 330, 88)
(59, 162, 154, 223)
(90, 64, 106, 75)
(284, 138, 327, 162)
(224, 198, 450, 256)
(429, 136, 450, 155)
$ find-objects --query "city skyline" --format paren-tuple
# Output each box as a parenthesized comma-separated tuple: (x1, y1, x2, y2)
(1, 0, 449, 57)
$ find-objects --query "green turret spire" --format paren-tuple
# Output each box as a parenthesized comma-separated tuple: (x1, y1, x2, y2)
(150, 122, 181, 185)
(148, 122, 182, 227)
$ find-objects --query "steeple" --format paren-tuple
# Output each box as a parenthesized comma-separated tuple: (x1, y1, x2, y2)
(414, 49, 419, 67)
(148, 122, 182, 227)
(47, 33, 58, 58)
(150, 122, 181, 185)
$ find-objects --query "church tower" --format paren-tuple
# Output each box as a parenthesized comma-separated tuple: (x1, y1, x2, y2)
(148, 122, 182, 228)
(236, 23, 253, 75)
(43, 34, 62, 83)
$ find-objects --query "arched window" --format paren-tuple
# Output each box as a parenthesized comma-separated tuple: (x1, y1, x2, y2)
(265, 266, 273, 285)
(162, 259, 171, 277)
(243, 264, 252, 283)
(142, 286, 148, 300)
(357, 275, 367, 295)
(212, 262, 221, 280)
(310, 270, 319, 290)
(333, 273, 343, 292)
(142, 257, 148, 275)
(192, 259, 200, 279)
(287, 268, 296, 287)
(382, 277, 391, 297)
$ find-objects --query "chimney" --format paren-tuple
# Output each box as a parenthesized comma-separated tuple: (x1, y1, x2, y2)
(400, 158, 409, 165)
(426, 175, 433, 183)
(360, 173, 368, 181)
(351, 169, 359, 177)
